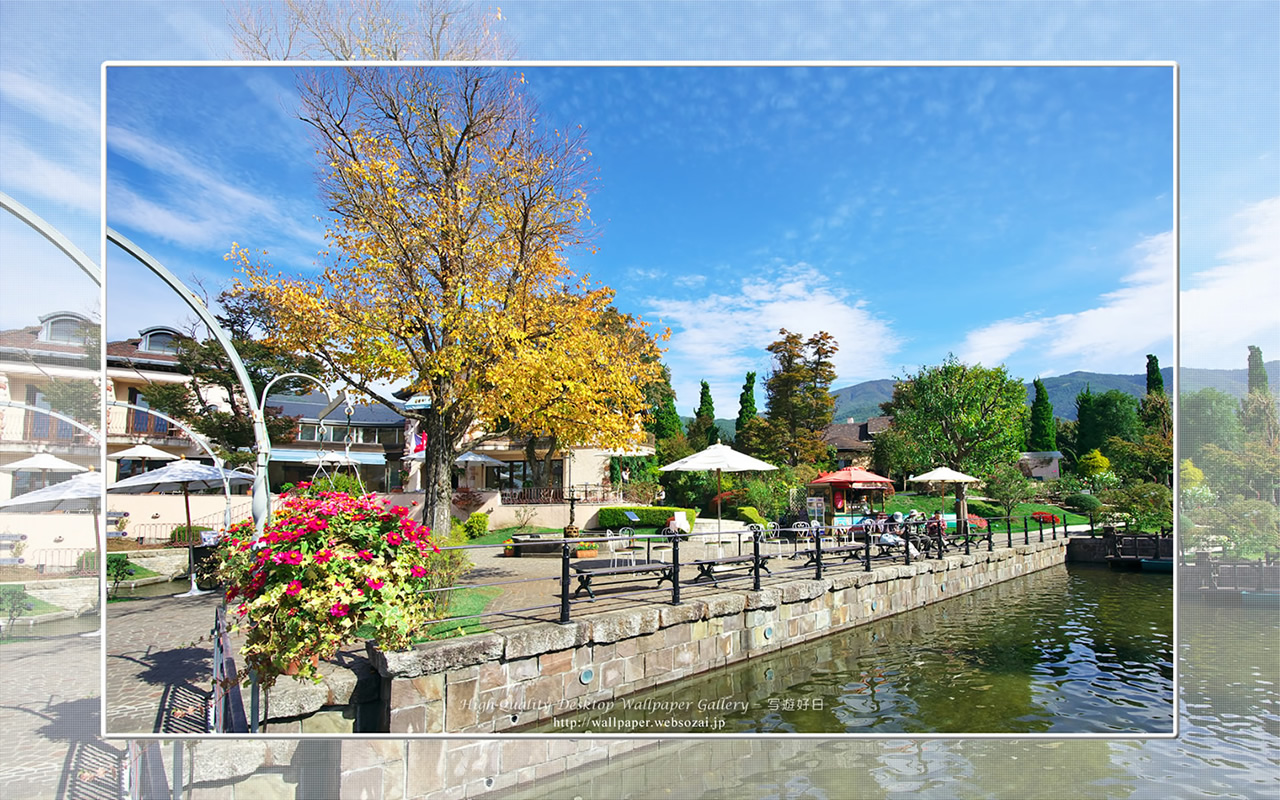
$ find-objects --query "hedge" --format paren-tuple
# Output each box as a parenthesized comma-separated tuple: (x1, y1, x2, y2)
(597, 506, 700, 529)
(737, 506, 768, 528)
(1063, 493, 1104, 513)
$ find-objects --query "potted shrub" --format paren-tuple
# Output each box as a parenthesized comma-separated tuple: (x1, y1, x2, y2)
(502, 538, 516, 557)
(212, 486, 446, 687)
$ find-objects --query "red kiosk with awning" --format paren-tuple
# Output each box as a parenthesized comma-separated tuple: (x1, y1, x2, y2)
(807, 466, 895, 528)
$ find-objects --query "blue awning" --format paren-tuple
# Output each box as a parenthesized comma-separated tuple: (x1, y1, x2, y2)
(269, 448, 388, 466)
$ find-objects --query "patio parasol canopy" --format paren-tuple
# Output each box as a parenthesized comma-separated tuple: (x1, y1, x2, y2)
(908, 467, 980, 484)
(303, 451, 362, 466)
(454, 451, 506, 468)
(0, 453, 89, 474)
(660, 444, 777, 531)
(0, 470, 102, 512)
(108, 460, 253, 597)
(108, 444, 180, 462)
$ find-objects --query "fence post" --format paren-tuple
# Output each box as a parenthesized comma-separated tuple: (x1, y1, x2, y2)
(1006, 521, 1012, 549)
(963, 518, 971, 556)
(559, 542, 571, 624)
(250, 671, 259, 734)
(988, 525, 994, 551)
(864, 527, 872, 572)
(171, 741, 183, 800)
(1038, 519, 1044, 543)
(1023, 517, 1029, 545)
(903, 527, 911, 565)
(813, 526, 824, 579)
(752, 528, 762, 592)
(670, 531, 681, 605)
(1052, 517, 1058, 540)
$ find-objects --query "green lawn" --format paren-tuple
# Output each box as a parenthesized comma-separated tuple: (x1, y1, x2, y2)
(414, 586, 502, 642)
(7, 594, 63, 616)
(878, 492, 1090, 531)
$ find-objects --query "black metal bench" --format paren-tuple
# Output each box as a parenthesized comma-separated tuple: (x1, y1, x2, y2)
(793, 542, 868, 568)
(570, 558, 674, 600)
(689, 554, 772, 585)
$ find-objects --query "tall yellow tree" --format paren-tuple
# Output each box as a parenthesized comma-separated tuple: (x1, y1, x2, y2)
(236, 67, 664, 536)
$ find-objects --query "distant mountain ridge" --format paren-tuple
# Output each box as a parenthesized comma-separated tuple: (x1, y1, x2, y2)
(830, 361, 1280, 424)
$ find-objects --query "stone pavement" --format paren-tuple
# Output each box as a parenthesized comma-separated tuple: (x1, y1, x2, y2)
(0, 632, 124, 800)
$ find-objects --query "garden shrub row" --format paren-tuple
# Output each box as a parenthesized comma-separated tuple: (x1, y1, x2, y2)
(598, 506, 699, 529)
(737, 506, 768, 528)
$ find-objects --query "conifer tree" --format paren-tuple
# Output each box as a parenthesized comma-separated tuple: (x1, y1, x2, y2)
(1027, 378, 1056, 452)
(1146, 354, 1165, 396)
(734, 371, 761, 454)
(686, 380, 719, 448)
(1247, 345, 1269, 395)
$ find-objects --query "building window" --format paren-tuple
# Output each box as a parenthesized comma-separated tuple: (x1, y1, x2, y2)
(42, 316, 88, 345)
(374, 427, 402, 445)
(141, 331, 179, 354)
(297, 423, 319, 441)
(24, 385, 74, 441)
(127, 388, 169, 435)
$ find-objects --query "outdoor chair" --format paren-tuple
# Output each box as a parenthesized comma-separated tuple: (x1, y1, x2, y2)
(650, 527, 676, 562)
(616, 526, 646, 562)
(762, 521, 788, 557)
(603, 529, 636, 567)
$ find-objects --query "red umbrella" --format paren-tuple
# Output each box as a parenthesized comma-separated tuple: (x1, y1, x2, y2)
(809, 466, 893, 487)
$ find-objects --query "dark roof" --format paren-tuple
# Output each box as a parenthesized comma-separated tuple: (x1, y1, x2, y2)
(266, 391, 406, 425)
(105, 337, 182, 366)
(823, 416, 893, 451)
(0, 325, 89, 357)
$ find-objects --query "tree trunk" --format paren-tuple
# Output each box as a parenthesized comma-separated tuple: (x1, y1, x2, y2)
(420, 411, 455, 539)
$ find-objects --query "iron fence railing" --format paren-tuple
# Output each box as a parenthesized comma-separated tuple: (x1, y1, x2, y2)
(499, 483, 623, 505)
(27, 547, 96, 574)
(210, 604, 254, 733)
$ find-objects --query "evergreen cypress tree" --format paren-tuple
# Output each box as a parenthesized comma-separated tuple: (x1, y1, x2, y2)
(1145, 354, 1164, 396)
(734, 371, 760, 454)
(686, 380, 719, 447)
(1028, 378, 1056, 451)
(1247, 345, 1269, 395)
(653, 394, 683, 441)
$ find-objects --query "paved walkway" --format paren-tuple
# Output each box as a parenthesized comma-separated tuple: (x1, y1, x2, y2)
(0, 631, 124, 800)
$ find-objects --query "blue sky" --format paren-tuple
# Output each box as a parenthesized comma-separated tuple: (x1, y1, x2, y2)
(103, 63, 1174, 414)
(1, 2, 1275, 419)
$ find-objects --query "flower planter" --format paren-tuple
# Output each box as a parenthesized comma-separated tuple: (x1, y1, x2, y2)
(574, 549, 598, 559)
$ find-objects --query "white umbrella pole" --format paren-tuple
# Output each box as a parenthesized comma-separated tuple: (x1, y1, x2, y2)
(717, 469, 723, 533)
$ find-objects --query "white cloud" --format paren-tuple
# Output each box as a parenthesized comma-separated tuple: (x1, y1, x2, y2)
(0, 70, 98, 135)
(0, 135, 99, 215)
(647, 263, 901, 414)
(1180, 196, 1280, 368)
(957, 230, 1175, 375)
(672, 273, 707, 289)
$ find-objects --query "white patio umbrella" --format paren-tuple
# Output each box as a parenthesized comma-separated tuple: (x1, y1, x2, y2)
(453, 451, 506, 467)
(109, 460, 253, 597)
(0, 470, 106, 636)
(907, 467, 981, 530)
(660, 443, 777, 532)
(0, 453, 88, 490)
(302, 451, 361, 466)
(108, 443, 179, 476)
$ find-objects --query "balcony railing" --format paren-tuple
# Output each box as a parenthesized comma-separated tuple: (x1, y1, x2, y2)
(500, 484, 623, 505)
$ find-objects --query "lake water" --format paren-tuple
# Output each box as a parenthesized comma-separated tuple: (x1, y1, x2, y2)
(531, 563, 1174, 734)
(506, 571, 1279, 800)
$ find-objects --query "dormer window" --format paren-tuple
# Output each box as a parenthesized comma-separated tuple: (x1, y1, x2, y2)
(139, 326, 182, 355)
(38, 312, 91, 345)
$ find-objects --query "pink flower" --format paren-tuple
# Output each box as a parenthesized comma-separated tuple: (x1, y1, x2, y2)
(329, 603, 349, 617)
(410, 565, 427, 578)
(280, 550, 304, 565)
(385, 532, 402, 546)
(366, 577, 384, 590)
(313, 549, 334, 563)
(357, 549, 374, 561)
(286, 580, 302, 596)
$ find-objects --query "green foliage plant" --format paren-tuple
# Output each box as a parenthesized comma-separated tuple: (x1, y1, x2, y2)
(1027, 378, 1056, 451)
(213, 492, 455, 687)
(1063, 493, 1104, 515)
(1, 586, 35, 637)
(106, 554, 136, 598)
(1103, 482, 1174, 532)
(984, 462, 1037, 522)
(597, 506, 699, 529)
(737, 506, 768, 528)
(463, 512, 489, 540)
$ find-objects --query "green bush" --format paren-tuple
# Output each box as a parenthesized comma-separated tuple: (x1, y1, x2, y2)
(965, 500, 1002, 519)
(168, 525, 212, 544)
(463, 511, 489, 540)
(1063, 493, 1104, 514)
(597, 506, 700, 529)
(737, 506, 768, 528)
(75, 550, 99, 574)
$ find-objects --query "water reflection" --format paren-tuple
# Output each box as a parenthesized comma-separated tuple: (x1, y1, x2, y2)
(501, 590, 1276, 800)
(531, 564, 1173, 734)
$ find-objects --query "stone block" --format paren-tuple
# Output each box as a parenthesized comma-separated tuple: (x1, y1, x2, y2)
(507, 656, 540, 682)
(476, 661, 505, 693)
(341, 740, 405, 772)
(445, 678, 479, 728)
(389, 673, 444, 709)
(635, 629, 667, 654)
(539, 648, 574, 676)
(599, 657, 627, 689)
(389, 704, 425, 734)
(658, 600, 705, 627)
(368, 634, 504, 679)
(300, 708, 353, 734)
(232, 773, 298, 800)
(500, 739, 549, 772)
(588, 606, 661, 643)
(664, 623, 692, 646)
(522, 674, 565, 716)
(263, 675, 331, 721)
(743, 587, 781, 610)
(504, 621, 584, 660)
(702, 592, 747, 618)
(643, 647, 674, 677)
(405, 740, 447, 798)
(444, 742, 501, 788)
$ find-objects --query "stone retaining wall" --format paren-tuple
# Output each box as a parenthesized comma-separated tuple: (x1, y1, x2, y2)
(370, 539, 1068, 736)
(1, 577, 98, 615)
